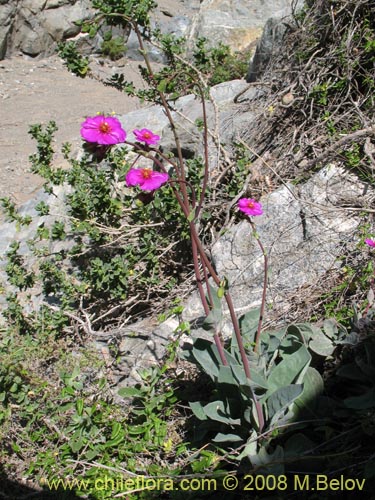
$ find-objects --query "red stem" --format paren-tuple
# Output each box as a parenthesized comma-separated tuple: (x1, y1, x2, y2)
(248, 219, 268, 354)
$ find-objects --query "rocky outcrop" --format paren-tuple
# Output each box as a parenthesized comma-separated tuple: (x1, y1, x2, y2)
(187, 0, 303, 52)
(246, 16, 289, 82)
(0, 0, 92, 59)
(109, 163, 373, 388)
(1, 0, 303, 61)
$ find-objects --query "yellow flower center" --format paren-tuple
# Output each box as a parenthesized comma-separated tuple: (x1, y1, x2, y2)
(141, 168, 152, 179)
(99, 122, 111, 133)
(143, 132, 151, 138)
(247, 201, 255, 208)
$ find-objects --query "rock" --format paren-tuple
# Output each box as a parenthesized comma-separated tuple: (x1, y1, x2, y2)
(213, 165, 366, 318)
(159, 79, 253, 165)
(0, 0, 199, 60)
(0, 0, 93, 59)
(0, 185, 73, 317)
(187, 0, 303, 53)
(91, 163, 372, 387)
(126, 14, 192, 63)
(0, 1, 17, 59)
(246, 17, 289, 82)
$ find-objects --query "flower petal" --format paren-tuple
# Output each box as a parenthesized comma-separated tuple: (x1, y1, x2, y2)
(80, 115, 126, 145)
(126, 169, 144, 187)
(133, 128, 160, 146)
(238, 198, 263, 216)
(139, 172, 169, 191)
(125, 168, 169, 191)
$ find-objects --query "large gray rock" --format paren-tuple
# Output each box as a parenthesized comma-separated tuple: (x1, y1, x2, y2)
(0, 0, 200, 60)
(246, 16, 289, 82)
(182, 164, 368, 336)
(108, 164, 373, 387)
(0, 0, 92, 59)
(187, 0, 303, 52)
(0, 1, 17, 59)
(0, 185, 72, 316)
(158, 79, 253, 167)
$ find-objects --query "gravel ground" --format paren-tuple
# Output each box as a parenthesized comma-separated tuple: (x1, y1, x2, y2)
(0, 0, 201, 206)
(0, 55, 148, 205)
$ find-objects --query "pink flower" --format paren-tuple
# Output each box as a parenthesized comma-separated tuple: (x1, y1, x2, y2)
(365, 238, 375, 247)
(80, 115, 126, 145)
(126, 168, 169, 191)
(238, 198, 263, 216)
(133, 128, 160, 146)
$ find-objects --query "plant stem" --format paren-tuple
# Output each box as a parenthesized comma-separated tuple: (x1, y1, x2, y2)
(248, 219, 268, 353)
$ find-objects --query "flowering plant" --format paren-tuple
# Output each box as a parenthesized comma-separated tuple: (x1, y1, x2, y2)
(126, 168, 169, 191)
(80, 115, 126, 145)
(365, 238, 375, 248)
(133, 128, 160, 146)
(238, 198, 263, 216)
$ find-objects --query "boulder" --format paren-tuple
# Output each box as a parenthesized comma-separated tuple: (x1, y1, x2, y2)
(181, 164, 369, 338)
(246, 16, 289, 82)
(112, 164, 373, 386)
(0, 0, 93, 59)
(0, 1, 17, 59)
(187, 0, 303, 52)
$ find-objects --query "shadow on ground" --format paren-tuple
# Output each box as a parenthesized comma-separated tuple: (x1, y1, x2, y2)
(0, 463, 82, 500)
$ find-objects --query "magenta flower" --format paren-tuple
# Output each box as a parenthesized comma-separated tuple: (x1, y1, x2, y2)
(126, 168, 169, 191)
(133, 128, 160, 146)
(80, 115, 126, 145)
(365, 238, 375, 248)
(238, 198, 263, 216)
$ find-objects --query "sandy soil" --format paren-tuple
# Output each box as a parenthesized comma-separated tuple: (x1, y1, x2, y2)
(0, 55, 150, 204)
(0, 0, 200, 206)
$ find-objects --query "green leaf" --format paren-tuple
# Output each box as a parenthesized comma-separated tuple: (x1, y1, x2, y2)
(293, 366, 324, 415)
(250, 445, 285, 475)
(157, 79, 167, 92)
(267, 384, 303, 422)
(186, 338, 221, 380)
(237, 430, 258, 460)
(203, 400, 241, 425)
(309, 328, 335, 357)
(118, 387, 143, 398)
(70, 438, 84, 453)
(231, 363, 268, 391)
(213, 432, 243, 443)
(76, 399, 84, 416)
(323, 318, 338, 339)
(217, 365, 236, 385)
(267, 345, 311, 394)
(187, 209, 195, 222)
(105, 433, 125, 448)
(239, 308, 260, 341)
(189, 401, 207, 421)
(111, 421, 123, 440)
(85, 449, 99, 461)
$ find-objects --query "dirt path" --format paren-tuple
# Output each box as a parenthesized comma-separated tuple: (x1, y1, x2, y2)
(0, 55, 147, 204)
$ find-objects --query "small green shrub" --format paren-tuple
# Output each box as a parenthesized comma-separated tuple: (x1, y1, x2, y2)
(101, 34, 127, 60)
